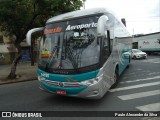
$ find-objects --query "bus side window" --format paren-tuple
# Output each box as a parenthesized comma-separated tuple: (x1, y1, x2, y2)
(104, 31, 108, 49)
(102, 31, 110, 61)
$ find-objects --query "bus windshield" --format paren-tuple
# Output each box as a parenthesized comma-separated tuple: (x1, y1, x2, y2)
(38, 15, 101, 74)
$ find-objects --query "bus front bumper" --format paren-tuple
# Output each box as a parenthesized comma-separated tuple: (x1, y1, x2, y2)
(38, 74, 111, 99)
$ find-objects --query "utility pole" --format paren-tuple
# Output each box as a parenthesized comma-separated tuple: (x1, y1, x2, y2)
(132, 21, 135, 35)
(83, 0, 86, 9)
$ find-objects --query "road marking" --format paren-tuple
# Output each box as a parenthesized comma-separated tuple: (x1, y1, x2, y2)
(124, 71, 150, 76)
(136, 103, 160, 111)
(148, 72, 160, 75)
(137, 69, 142, 70)
(118, 90, 160, 100)
(153, 62, 160, 63)
(142, 58, 160, 63)
(109, 81, 160, 92)
(120, 76, 160, 84)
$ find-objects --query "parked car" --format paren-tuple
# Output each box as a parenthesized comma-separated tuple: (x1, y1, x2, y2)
(131, 49, 147, 59)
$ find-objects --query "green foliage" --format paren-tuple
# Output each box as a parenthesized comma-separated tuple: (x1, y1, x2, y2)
(0, 0, 83, 43)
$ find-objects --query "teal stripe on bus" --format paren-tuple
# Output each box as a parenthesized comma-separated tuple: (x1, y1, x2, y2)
(37, 69, 99, 82)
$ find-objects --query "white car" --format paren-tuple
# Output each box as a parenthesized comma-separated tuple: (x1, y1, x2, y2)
(131, 49, 147, 59)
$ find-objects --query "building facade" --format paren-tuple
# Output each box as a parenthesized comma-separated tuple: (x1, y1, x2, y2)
(132, 32, 160, 54)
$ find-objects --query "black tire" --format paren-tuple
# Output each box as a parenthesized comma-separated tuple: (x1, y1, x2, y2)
(129, 56, 131, 63)
(127, 56, 130, 68)
(111, 69, 119, 89)
(133, 56, 137, 60)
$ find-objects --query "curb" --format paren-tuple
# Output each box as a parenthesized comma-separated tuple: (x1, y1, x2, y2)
(0, 78, 37, 85)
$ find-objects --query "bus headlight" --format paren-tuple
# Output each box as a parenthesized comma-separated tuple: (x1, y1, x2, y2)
(38, 75, 46, 81)
(81, 74, 103, 86)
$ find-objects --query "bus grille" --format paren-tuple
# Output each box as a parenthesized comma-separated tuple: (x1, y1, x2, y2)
(40, 79, 83, 88)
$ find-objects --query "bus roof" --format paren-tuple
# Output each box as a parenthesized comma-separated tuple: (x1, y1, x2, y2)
(46, 8, 115, 23)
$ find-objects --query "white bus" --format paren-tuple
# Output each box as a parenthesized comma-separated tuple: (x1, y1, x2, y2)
(27, 8, 132, 99)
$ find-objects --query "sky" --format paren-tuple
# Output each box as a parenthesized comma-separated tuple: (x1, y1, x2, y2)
(83, 0, 160, 35)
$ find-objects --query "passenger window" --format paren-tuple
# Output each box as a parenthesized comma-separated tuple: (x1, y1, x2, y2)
(101, 31, 110, 62)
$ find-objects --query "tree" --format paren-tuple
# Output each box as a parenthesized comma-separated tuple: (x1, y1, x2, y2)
(0, 0, 83, 79)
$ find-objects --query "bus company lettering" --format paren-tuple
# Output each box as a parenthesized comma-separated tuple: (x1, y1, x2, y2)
(66, 22, 97, 31)
(44, 26, 62, 35)
(143, 41, 149, 44)
(41, 73, 49, 78)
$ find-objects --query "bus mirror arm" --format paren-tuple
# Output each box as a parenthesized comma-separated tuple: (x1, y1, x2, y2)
(26, 27, 44, 46)
(107, 30, 111, 54)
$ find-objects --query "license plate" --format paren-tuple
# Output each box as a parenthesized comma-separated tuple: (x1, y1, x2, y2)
(56, 90, 67, 95)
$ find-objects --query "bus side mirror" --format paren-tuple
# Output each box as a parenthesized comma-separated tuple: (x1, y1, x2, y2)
(97, 15, 108, 37)
(26, 27, 44, 46)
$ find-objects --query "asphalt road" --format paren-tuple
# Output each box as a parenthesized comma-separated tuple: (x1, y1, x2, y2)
(0, 55, 160, 120)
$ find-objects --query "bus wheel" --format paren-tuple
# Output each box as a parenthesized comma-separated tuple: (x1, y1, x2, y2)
(111, 69, 119, 89)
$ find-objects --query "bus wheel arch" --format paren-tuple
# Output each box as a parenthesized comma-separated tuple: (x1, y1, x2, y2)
(115, 65, 119, 82)
(111, 64, 119, 88)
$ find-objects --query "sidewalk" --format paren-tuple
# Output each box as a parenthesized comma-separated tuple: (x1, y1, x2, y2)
(0, 62, 37, 85)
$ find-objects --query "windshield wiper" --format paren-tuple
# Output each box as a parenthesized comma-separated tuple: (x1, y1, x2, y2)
(65, 46, 79, 72)
(45, 35, 62, 70)
(45, 46, 59, 70)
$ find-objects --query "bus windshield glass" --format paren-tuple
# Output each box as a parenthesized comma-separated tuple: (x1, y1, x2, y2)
(38, 15, 101, 73)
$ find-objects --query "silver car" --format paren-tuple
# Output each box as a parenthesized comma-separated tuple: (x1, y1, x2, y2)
(131, 49, 147, 59)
